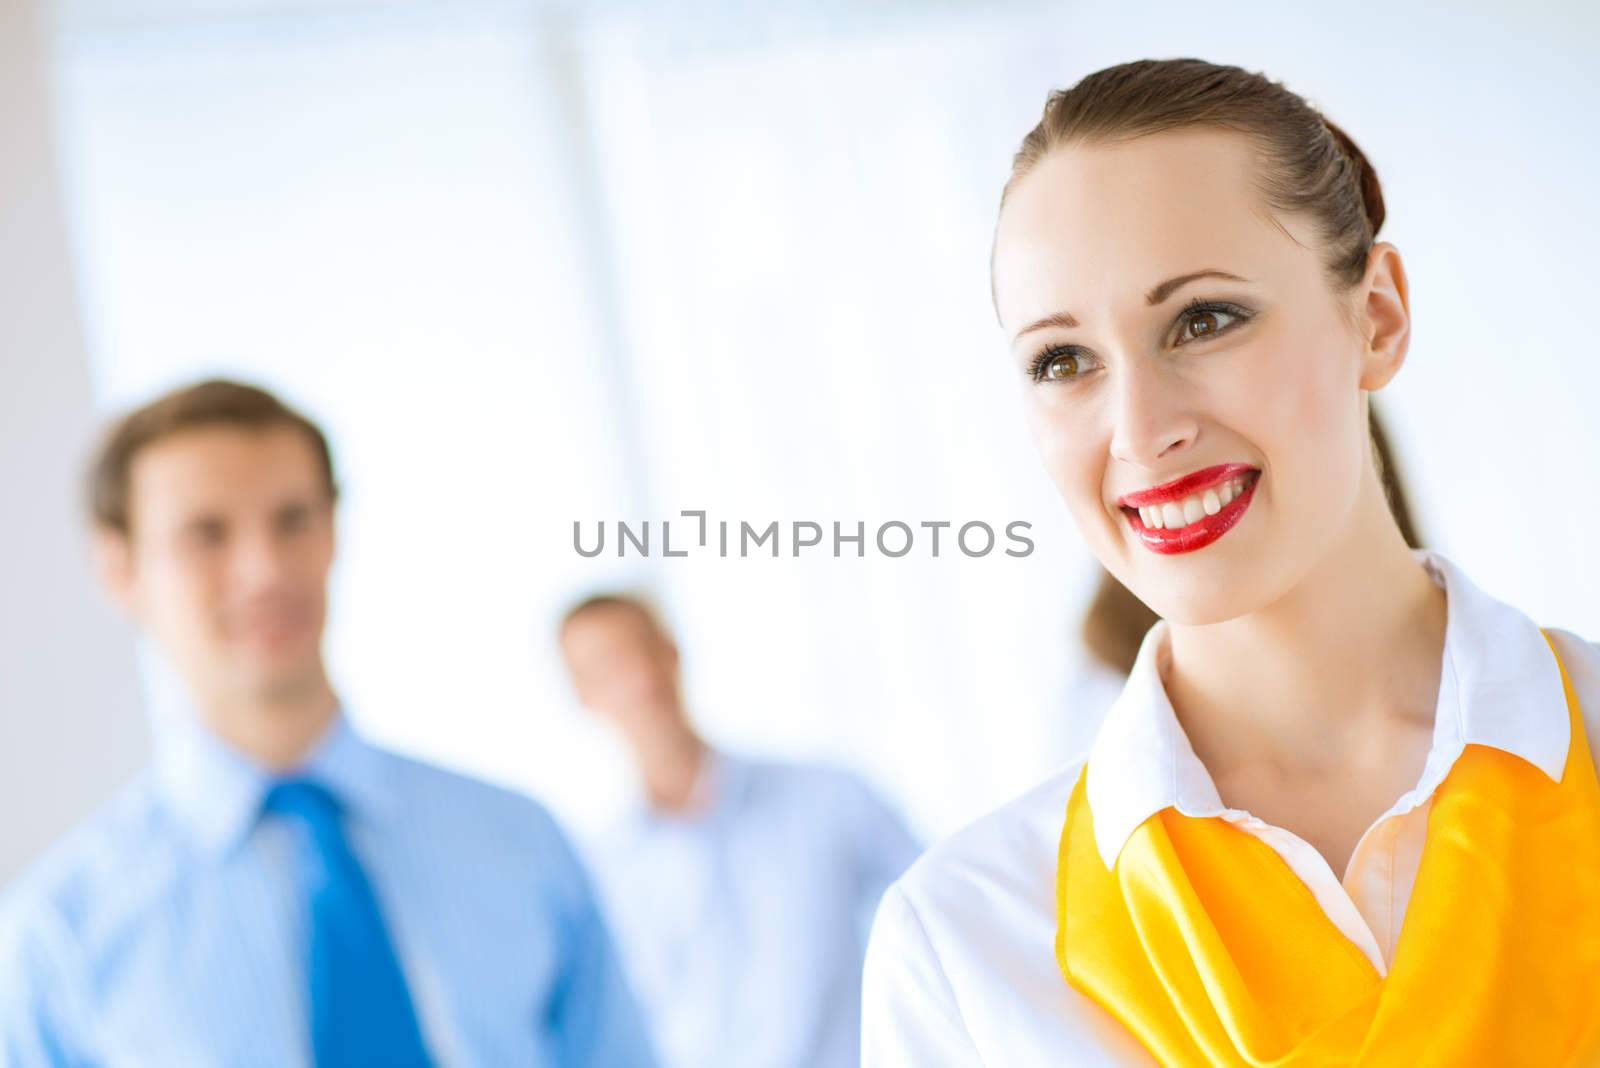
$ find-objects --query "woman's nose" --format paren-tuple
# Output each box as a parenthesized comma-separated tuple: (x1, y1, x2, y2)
(1106, 358, 1199, 469)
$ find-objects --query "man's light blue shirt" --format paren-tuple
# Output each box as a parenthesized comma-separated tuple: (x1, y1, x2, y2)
(0, 712, 658, 1067)
(585, 751, 920, 1068)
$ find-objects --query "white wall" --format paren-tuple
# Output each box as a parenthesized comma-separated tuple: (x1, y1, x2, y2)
(0, 0, 147, 884)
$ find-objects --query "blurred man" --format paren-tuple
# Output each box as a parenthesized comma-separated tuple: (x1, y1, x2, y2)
(558, 593, 919, 1068)
(0, 379, 657, 1067)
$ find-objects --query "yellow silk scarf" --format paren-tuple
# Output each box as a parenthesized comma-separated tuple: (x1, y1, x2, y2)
(1055, 630, 1600, 1067)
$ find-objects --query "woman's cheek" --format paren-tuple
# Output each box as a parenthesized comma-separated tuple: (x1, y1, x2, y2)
(1025, 392, 1064, 464)
(1027, 402, 1082, 492)
(1244, 344, 1362, 527)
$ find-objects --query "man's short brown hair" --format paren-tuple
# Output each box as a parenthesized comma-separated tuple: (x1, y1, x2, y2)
(88, 378, 339, 535)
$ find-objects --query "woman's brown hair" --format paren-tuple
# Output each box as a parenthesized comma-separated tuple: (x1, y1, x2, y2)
(1000, 57, 1384, 293)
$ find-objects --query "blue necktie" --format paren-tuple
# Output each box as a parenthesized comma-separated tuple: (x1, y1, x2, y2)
(263, 779, 433, 1068)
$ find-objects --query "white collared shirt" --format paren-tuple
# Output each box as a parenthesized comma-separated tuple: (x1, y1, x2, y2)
(861, 549, 1600, 1066)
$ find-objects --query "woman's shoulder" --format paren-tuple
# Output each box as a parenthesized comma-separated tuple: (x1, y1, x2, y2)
(864, 760, 1157, 1065)
(890, 760, 1084, 938)
(876, 757, 1088, 1010)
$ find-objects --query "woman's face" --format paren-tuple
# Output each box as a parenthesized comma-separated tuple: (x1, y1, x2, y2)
(993, 127, 1388, 624)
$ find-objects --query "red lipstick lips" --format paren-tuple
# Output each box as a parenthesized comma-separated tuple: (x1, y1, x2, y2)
(1118, 464, 1260, 555)
(1117, 463, 1258, 508)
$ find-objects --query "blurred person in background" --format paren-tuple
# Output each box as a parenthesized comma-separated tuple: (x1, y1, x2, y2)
(558, 592, 919, 1068)
(0, 379, 657, 1067)
(863, 57, 1600, 1065)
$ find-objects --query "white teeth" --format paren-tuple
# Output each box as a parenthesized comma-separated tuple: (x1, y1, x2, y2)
(1135, 473, 1255, 531)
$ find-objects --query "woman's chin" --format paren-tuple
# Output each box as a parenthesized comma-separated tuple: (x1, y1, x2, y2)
(1114, 556, 1274, 627)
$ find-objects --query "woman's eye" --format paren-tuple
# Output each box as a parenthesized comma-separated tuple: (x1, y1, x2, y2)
(1178, 306, 1245, 343)
(1031, 349, 1083, 383)
(1044, 353, 1079, 380)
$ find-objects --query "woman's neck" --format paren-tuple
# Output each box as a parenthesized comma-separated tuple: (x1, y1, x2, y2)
(1164, 483, 1446, 782)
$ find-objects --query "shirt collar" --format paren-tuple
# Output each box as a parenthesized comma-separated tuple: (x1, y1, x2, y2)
(153, 707, 398, 859)
(631, 746, 751, 829)
(1084, 548, 1571, 869)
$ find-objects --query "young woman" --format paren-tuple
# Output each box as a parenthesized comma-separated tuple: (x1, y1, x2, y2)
(861, 59, 1600, 1066)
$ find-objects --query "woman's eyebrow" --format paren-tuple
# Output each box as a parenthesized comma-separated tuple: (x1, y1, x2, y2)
(1145, 268, 1249, 306)
(1011, 269, 1252, 342)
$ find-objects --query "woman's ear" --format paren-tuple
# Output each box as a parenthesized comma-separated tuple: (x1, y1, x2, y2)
(1356, 241, 1411, 392)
